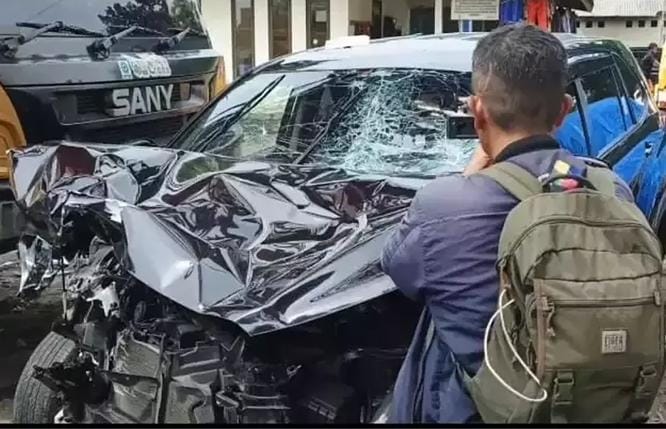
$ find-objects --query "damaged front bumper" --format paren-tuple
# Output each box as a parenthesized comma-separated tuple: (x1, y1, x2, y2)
(11, 142, 422, 423)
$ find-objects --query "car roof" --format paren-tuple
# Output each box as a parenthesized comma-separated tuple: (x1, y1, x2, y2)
(269, 32, 616, 74)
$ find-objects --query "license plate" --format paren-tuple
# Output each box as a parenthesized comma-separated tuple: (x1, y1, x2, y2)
(106, 84, 175, 117)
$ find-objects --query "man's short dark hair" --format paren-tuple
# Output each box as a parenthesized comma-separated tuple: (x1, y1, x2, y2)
(649, 42, 659, 50)
(472, 24, 568, 132)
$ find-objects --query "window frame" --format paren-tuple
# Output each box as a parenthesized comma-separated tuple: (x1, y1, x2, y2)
(268, 0, 292, 59)
(231, 0, 256, 79)
(568, 55, 632, 158)
(626, 20, 633, 27)
(558, 79, 592, 156)
(306, 0, 330, 49)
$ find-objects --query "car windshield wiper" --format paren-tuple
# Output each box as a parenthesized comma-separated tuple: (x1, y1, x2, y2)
(88, 25, 139, 60)
(106, 24, 167, 37)
(0, 21, 104, 58)
(155, 27, 191, 53)
(167, 27, 207, 38)
(15, 21, 105, 37)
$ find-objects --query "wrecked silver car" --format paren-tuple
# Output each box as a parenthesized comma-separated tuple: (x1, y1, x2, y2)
(10, 47, 478, 423)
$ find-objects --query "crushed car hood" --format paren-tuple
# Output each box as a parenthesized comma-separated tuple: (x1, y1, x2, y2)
(11, 142, 426, 335)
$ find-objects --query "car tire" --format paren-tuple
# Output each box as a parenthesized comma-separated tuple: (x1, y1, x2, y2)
(13, 331, 76, 424)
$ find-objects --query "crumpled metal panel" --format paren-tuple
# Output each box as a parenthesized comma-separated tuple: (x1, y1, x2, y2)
(12, 142, 425, 335)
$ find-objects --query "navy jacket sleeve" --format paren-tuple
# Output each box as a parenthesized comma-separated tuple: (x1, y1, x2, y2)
(380, 197, 426, 302)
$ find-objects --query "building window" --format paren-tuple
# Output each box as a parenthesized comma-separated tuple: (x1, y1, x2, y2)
(232, 0, 254, 78)
(472, 20, 499, 32)
(269, 0, 291, 58)
(576, 21, 580, 28)
(626, 20, 633, 27)
(585, 21, 592, 28)
(597, 20, 605, 28)
(638, 20, 646, 27)
(442, 6, 458, 32)
(410, 3, 435, 34)
(652, 20, 659, 27)
(307, 0, 329, 48)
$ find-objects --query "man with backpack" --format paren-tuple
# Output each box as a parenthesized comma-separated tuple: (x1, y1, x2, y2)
(381, 24, 664, 424)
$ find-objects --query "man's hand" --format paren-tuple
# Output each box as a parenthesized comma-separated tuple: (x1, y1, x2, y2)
(463, 146, 493, 176)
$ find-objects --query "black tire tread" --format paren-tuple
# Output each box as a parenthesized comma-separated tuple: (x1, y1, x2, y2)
(12, 331, 76, 423)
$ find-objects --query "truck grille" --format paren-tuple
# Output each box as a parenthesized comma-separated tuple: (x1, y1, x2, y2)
(68, 115, 191, 145)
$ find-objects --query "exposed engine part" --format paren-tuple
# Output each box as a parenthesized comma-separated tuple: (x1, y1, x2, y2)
(28, 284, 415, 424)
(293, 379, 362, 423)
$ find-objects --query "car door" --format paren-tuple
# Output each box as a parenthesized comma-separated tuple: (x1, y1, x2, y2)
(610, 50, 666, 221)
(606, 52, 664, 193)
(559, 53, 662, 198)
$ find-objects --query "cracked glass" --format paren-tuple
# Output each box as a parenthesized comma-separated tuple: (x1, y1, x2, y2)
(174, 69, 478, 176)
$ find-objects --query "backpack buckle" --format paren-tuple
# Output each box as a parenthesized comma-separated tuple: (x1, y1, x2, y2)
(636, 365, 658, 398)
(627, 365, 659, 422)
(551, 371, 575, 423)
(553, 371, 574, 405)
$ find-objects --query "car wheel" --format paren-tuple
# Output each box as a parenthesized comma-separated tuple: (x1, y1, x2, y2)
(13, 331, 76, 423)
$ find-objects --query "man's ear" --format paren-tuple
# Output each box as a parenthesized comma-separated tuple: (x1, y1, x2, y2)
(469, 95, 488, 132)
(553, 94, 574, 128)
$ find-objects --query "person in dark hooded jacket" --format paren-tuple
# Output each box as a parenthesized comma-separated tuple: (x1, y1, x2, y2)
(381, 24, 633, 424)
(641, 42, 660, 91)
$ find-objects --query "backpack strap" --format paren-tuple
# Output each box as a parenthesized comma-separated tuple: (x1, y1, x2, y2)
(481, 162, 617, 201)
(479, 162, 542, 201)
(585, 166, 617, 197)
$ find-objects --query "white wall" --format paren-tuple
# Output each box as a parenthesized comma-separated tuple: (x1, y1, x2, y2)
(201, 0, 233, 82)
(578, 18, 662, 48)
(330, 0, 350, 39)
(255, 0, 270, 64)
(434, 0, 443, 32)
(292, 0, 307, 52)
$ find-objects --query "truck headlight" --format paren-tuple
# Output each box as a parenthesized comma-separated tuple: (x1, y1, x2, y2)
(0, 85, 26, 180)
(212, 58, 227, 98)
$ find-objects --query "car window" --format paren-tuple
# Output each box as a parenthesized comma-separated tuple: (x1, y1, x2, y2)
(579, 66, 630, 155)
(173, 69, 478, 177)
(614, 56, 652, 123)
(556, 82, 589, 156)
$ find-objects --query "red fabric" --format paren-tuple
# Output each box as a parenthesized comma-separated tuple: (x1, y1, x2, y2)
(527, 0, 551, 30)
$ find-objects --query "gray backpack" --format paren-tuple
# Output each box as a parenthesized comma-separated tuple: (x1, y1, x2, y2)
(460, 160, 665, 423)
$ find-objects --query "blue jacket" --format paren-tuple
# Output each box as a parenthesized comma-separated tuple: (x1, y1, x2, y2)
(380, 136, 634, 423)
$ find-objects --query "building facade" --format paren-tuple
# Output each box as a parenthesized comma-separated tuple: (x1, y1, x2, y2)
(577, 0, 666, 48)
(201, 0, 505, 82)
(201, 0, 592, 83)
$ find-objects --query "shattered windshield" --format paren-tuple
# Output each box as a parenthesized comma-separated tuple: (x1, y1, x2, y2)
(173, 69, 478, 176)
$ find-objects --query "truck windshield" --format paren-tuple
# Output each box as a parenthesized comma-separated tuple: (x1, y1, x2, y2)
(0, 0, 205, 36)
(172, 69, 478, 177)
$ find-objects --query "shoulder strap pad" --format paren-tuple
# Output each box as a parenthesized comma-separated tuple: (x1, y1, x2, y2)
(585, 166, 617, 197)
(478, 162, 541, 201)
